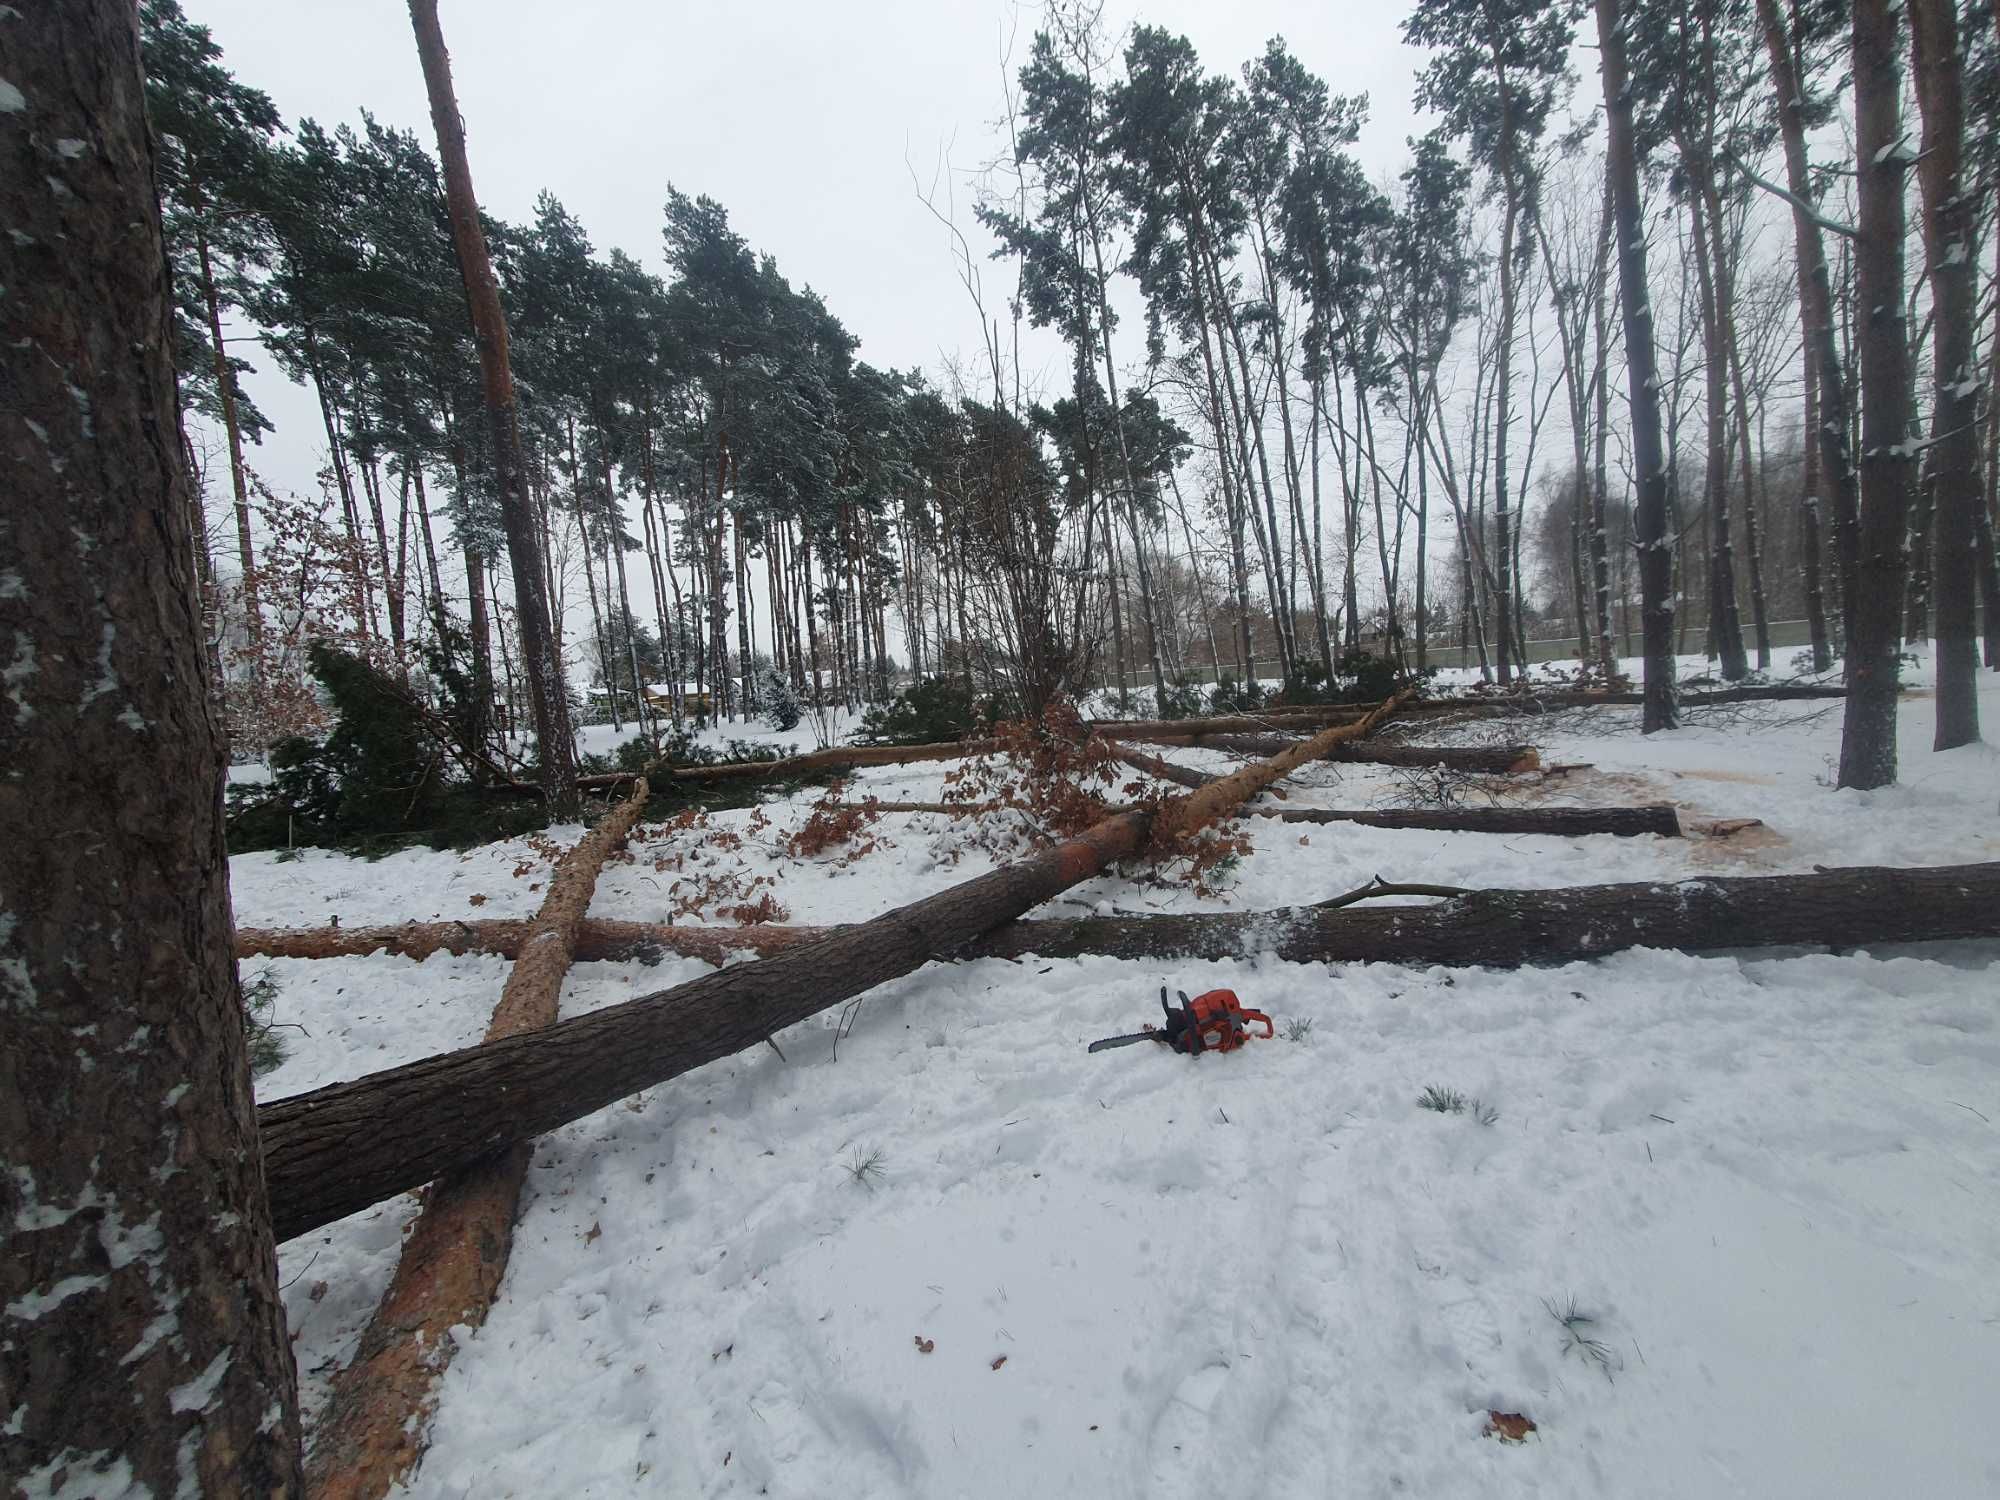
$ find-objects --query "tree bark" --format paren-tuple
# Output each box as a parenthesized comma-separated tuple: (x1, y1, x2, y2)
(1, 7, 304, 1488)
(1841, 0, 1917, 788)
(1596, 0, 1679, 731)
(1130, 734, 1540, 774)
(409, 0, 579, 815)
(1908, 0, 1983, 749)
(973, 860, 2000, 964)
(304, 782, 649, 1499)
(1756, 0, 1863, 653)
(258, 699, 1406, 1240)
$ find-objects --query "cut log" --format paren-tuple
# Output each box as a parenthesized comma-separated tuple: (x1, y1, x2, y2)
(301, 779, 649, 1499)
(971, 862, 2000, 965)
(1134, 733, 1541, 774)
(761, 800, 1676, 837)
(238, 917, 834, 966)
(1087, 683, 1851, 740)
(258, 696, 1407, 1241)
(489, 738, 999, 795)
(1249, 803, 1679, 836)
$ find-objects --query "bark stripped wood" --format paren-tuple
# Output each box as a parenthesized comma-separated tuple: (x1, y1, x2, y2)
(258, 698, 1408, 1240)
(303, 780, 649, 1499)
(1131, 734, 1541, 774)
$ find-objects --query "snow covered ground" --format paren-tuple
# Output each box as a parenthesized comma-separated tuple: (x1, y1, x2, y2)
(243, 655, 2000, 1499)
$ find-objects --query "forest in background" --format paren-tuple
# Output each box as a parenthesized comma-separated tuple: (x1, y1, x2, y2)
(151, 0, 1998, 792)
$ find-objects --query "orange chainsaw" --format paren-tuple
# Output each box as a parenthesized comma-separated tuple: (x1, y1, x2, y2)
(1088, 986, 1274, 1056)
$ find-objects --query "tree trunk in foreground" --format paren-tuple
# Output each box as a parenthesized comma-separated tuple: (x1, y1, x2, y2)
(409, 0, 579, 816)
(304, 782, 649, 1500)
(1840, 0, 1917, 788)
(1596, 0, 1679, 732)
(252, 858, 2000, 1239)
(258, 699, 1407, 1240)
(1909, 0, 1983, 751)
(1, 7, 304, 1489)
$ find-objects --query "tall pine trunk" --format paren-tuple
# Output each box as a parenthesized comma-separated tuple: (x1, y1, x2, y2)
(1839, 0, 1917, 788)
(1756, 0, 1862, 651)
(410, 0, 578, 813)
(1909, 0, 1982, 746)
(1597, 0, 1679, 730)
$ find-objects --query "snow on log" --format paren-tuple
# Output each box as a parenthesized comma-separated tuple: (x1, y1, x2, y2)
(301, 779, 650, 1499)
(257, 698, 1408, 1241)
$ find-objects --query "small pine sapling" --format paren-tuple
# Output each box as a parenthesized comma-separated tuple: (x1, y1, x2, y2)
(845, 1145, 888, 1190)
(1544, 1295, 1621, 1379)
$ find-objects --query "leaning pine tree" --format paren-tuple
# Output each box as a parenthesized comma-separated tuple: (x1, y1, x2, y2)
(409, 0, 580, 814)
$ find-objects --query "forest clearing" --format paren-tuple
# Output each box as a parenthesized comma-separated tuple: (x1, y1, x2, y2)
(6, 0, 2000, 1497)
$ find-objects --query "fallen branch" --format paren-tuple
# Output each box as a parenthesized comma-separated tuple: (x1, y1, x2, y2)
(1314, 875, 1472, 909)
(258, 697, 1409, 1240)
(301, 779, 650, 1498)
(1108, 743, 1218, 790)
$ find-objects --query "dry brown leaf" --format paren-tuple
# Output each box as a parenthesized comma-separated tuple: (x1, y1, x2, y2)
(584, 1221, 601, 1244)
(913, 1336, 935, 1354)
(1484, 1410, 1536, 1443)
(990, 1355, 1007, 1371)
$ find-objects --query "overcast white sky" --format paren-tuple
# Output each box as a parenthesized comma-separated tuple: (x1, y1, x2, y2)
(186, 0, 1442, 502)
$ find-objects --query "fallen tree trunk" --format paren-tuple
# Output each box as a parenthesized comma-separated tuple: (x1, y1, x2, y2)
(258, 697, 1408, 1241)
(239, 917, 834, 966)
(1088, 683, 1851, 740)
(1248, 803, 1678, 835)
(1134, 733, 1541, 774)
(490, 738, 1000, 795)
(242, 853, 1995, 981)
(302, 780, 650, 1499)
(970, 861, 2000, 964)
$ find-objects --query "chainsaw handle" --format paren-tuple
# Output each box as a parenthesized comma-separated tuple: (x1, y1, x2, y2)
(1240, 1009, 1274, 1040)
